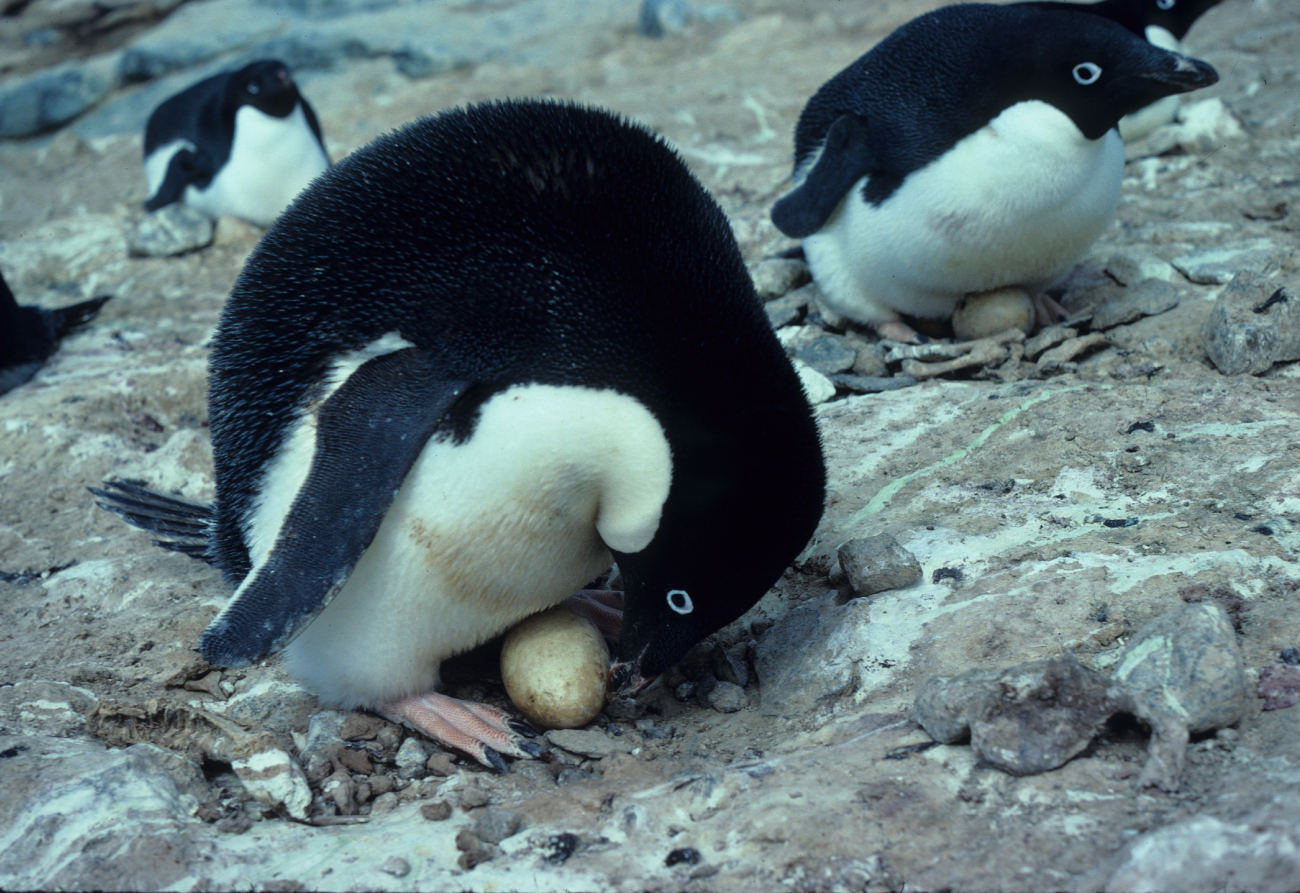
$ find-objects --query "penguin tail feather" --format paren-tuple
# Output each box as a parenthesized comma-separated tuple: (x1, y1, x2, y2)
(89, 478, 215, 564)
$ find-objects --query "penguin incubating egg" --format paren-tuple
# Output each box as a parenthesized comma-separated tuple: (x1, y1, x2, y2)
(770, 3, 1218, 342)
(96, 100, 826, 769)
(0, 270, 110, 396)
(1019, 0, 1226, 140)
(143, 59, 329, 227)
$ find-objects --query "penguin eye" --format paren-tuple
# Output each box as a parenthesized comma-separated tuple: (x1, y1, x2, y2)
(1072, 62, 1103, 85)
(666, 589, 693, 615)
(247, 82, 260, 94)
(1156, 0, 1174, 9)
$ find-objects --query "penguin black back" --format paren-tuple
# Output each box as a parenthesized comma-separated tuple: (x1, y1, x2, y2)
(1018, 0, 1225, 41)
(206, 100, 825, 678)
(1, 270, 111, 395)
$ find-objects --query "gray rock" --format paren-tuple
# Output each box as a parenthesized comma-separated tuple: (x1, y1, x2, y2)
(395, 737, 430, 779)
(1105, 252, 1175, 286)
(1090, 279, 1180, 331)
(837, 534, 922, 600)
(852, 342, 887, 377)
(1104, 793, 1300, 893)
(792, 359, 837, 405)
(377, 856, 411, 877)
(118, 43, 224, 83)
(0, 680, 96, 736)
(638, 0, 693, 38)
(706, 681, 748, 713)
(1036, 332, 1110, 376)
(545, 728, 633, 759)
(1113, 602, 1247, 790)
(749, 257, 810, 301)
(392, 43, 463, 79)
(711, 643, 750, 687)
(1023, 326, 1076, 361)
(221, 680, 320, 739)
(765, 282, 814, 328)
(674, 681, 696, 701)
(1172, 239, 1281, 286)
(795, 334, 857, 375)
(556, 766, 596, 786)
(1202, 272, 1299, 376)
(828, 373, 916, 394)
(755, 594, 866, 716)
(128, 205, 216, 258)
(0, 60, 113, 138)
(914, 655, 1130, 776)
(473, 807, 523, 844)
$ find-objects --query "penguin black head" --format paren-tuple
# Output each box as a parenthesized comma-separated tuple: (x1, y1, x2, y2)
(226, 59, 301, 119)
(1022, 0, 1226, 41)
(1011, 7, 1219, 140)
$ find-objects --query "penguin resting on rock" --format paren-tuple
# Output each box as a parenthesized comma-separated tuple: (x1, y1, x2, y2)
(95, 100, 826, 770)
(0, 270, 111, 396)
(143, 59, 330, 228)
(770, 3, 1218, 342)
(1018, 0, 1226, 140)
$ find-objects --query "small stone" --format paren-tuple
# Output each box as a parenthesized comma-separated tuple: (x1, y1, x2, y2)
(216, 808, 253, 834)
(457, 848, 495, 870)
(765, 282, 815, 327)
(828, 373, 917, 394)
(852, 342, 888, 377)
(1203, 272, 1299, 375)
(231, 747, 312, 821)
(395, 738, 429, 780)
(749, 257, 810, 301)
(1172, 239, 1280, 286)
(128, 204, 215, 258)
(556, 767, 596, 786)
(1023, 326, 1076, 360)
(370, 791, 399, 815)
(336, 747, 373, 776)
(322, 770, 355, 815)
(1036, 332, 1109, 375)
(425, 752, 457, 777)
(419, 799, 452, 821)
(368, 775, 395, 797)
(457, 785, 490, 809)
(674, 681, 697, 701)
(473, 807, 523, 844)
(638, 0, 693, 38)
(1106, 252, 1176, 286)
(951, 288, 1034, 341)
(1282, 647, 1300, 666)
(1258, 664, 1300, 711)
(545, 728, 634, 759)
(455, 829, 482, 852)
(792, 359, 837, 404)
(339, 713, 387, 741)
(837, 534, 922, 600)
(794, 334, 857, 375)
(706, 681, 748, 713)
(1091, 279, 1181, 331)
(378, 857, 410, 878)
(711, 643, 750, 687)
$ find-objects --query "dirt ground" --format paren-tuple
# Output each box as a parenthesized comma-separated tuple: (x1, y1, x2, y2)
(1, 0, 1299, 890)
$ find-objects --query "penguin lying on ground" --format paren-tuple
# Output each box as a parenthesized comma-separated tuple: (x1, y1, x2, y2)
(1018, 0, 1226, 140)
(0, 270, 111, 396)
(95, 100, 826, 770)
(143, 59, 330, 228)
(770, 3, 1218, 342)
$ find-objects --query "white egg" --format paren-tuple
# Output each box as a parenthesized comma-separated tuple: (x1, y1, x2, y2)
(952, 287, 1035, 341)
(500, 606, 610, 729)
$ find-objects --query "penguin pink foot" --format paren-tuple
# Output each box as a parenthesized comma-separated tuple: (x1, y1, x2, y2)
(875, 320, 924, 344)
(1032, 292, 1070, 328)
(379, 691, 545, 772)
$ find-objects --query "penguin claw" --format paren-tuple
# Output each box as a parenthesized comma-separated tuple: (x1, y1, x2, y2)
(508, 718, 539, 738)
(481, 746, 509, 774)
(517, 739, 547, 759)
(378, 691, 546, 771)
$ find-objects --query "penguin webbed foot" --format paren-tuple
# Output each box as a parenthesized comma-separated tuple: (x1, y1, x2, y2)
(378, 690, 549, 772)
(562, 588, 625, 642)
(874, 320, 926, 344)
(1032, 292, 1070, 329)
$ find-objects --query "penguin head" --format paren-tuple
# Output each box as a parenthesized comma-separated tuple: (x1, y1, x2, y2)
(226, 59, 301, 118)
(608, 407, 825, 697)
(1017, 10, 1218, 140)
(1141, 0, 1224, 40)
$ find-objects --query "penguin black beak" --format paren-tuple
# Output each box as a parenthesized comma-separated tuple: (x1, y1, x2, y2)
(607, 658, 653, 698)
(1145, 54, 1219, 92)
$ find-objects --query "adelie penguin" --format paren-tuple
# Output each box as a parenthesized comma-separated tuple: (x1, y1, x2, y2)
(143, 59, 330, 228)
(1018, 0, 1227, 139)
(0, 270, 111, 396)
(770, 3, 1218, 342)
(95, 100, 826, 770)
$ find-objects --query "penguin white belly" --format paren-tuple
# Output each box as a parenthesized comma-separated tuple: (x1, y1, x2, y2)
(144, 139, 197, 199)
(1118, 27, 1183, 141)
(248, 375, 672, 709)
(185, 104, 329, 227)
(804, 100, 1124, 323)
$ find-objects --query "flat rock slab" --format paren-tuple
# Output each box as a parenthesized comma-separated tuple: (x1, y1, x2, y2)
(128, 204, 216, 257)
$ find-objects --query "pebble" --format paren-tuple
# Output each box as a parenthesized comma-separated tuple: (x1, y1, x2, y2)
(829, 373, 916, 394)
(706, 680, 748, 713)
(791, 359, 837, 405)
(424, 752, 457, 777)
(369, 791, 399, 815)
(377, 857, 410, 878)
(1089, 279, 1180, 331)
(1202, 272, 1299, 375)
(765, 282, 815, 328)
(1036, 332, 1109, 376)
(1257, 663, 1300, 711)
(711, 642, 750, 687)
(420, 800, 452, 821)
(794, 334, 857, 375)
(836, 534, 922, 600)
(394, 738, 429, 780)
(1172, 239, 1280, 286)
(457, 785, 490, 809)
(674, 681, 697, 701)
(473, 807, 523, 844)
(1105, 252, 1176, 286)
(749, 257, 810, 301)
(556, 766, 596, 786)
(0, 59, 112, 138)
(638, 0, 693, 38)
(128, 204, 216, 257)
(339, 713, 387, 741)
(1023, 326, 1076, 361)
(852, 342, 888, 377)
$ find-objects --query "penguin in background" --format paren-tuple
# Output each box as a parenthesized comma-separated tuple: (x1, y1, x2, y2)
(95, 100, 827, 770)
(1018, 0, 1227, 139)
(770, 3, 1218, 342)
(143, 59, 330, 228)
(0, 270, 111, 396)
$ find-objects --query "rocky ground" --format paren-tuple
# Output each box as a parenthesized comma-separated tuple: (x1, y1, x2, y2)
(2, 0, 1300, 890)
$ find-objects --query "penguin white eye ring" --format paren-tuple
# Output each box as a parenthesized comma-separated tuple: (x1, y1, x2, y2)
(1156, 0, 1175, 9)
(666, 590, 694, 615)
(247, 82, 260, 94)
(1073, 63, 1103, 85)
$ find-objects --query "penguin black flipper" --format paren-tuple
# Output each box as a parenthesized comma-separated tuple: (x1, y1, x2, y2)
(200, 347, 471, 667)
(143, 148, 206, 212)
(771, 113, 873, 239)
(46, 294, 112, 337)
(88, 479, 214, 561)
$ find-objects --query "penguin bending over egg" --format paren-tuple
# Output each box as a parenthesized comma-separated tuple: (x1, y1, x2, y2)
(770, 3, 1218, 342)
(0, 270, 110, 396)
(1018, 0, 1226, 140)
(143, 59, 330, 228)
(95, 100, 826, 769)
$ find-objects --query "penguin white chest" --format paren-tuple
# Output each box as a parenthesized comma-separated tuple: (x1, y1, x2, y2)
(265, 379, 672, 709)
(805, 100, 1124, 323)
(185, 104, 329, 227)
